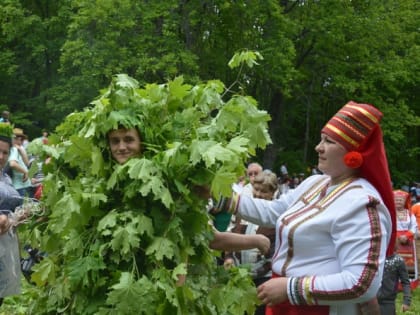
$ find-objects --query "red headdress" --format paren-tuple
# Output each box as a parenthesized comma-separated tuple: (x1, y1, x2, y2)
(393, 190, 412, 211)
(321, 101, 395, 256)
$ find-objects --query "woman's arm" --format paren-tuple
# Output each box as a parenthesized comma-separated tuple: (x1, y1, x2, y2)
(409, 213, 418, 237)
(210, 230, 270, 254)
(235, 175, 326, 227)
(8, 160, 29, 182)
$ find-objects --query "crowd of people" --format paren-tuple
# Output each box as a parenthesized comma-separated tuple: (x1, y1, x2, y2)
(0, 100, 419, 315)
(0, 123, 32, 307)
(0, 110, 49, 200)
(0, 111, 49, 307)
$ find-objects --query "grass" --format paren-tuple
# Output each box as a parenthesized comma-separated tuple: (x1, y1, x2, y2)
(396, 286, 419, 315)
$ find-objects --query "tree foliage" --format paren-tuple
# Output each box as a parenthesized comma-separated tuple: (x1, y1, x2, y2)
(1, 0, 418, 183)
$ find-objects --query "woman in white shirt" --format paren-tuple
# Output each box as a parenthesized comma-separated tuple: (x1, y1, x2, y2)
(226, 101, 395, 315)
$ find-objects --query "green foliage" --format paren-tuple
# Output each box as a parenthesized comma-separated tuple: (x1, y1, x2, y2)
(396, 288, 420, 314)
(28, 74, 271, 314)
(1, 0, 418, 181)
(268, 0, 420, 182)
(0, 123, 13, 138)
(228, 50, 263, 69)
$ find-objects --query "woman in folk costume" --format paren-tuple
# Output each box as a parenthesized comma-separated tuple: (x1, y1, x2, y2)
(394, 190, 417, 245)
(226, 101, 396, 315)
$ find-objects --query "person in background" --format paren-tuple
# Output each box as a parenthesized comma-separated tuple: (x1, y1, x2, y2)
(217, 162, 263, 233)
(26, 137, 50, 200)
(278, 176, 291, 195)
(40, 130, 48, 144)
(8, 128, 33, 197)
(377, 241, 411, 314)
(22, 134, 29, 149)
(410, 201, 420, 278)
(0, 124, 25, 307)
(289, 175, 300, 189)
(411, 198, 420, 229)
(279, 162, 288, 180)
(223, 101, 395, 314)
(409, 182, 419, 204)
(242, 162, 263, 196)
(224, 169, 277, 315)
(394, 190, 417, 245)
(0, 111, 10, 124)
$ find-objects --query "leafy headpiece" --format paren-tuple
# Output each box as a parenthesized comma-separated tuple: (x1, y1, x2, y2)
(0, 123, 13, 145)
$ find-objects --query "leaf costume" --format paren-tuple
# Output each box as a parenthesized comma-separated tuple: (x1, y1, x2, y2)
(30, 74, 271, 314)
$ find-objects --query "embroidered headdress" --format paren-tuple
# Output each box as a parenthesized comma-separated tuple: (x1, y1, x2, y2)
(393, 190, 412, 211)
(322, 101, 396, 256)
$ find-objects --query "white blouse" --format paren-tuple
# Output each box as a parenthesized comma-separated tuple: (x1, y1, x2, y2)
(236, 174, 392, 315)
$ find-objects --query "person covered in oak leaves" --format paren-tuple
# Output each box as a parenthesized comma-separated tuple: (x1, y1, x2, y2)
(31, 74, 273, 314)
(107, 126, 270, 258)
(220, 101, 396, 315)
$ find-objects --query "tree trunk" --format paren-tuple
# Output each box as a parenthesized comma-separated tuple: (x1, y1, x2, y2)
(263, 91, 283, 171)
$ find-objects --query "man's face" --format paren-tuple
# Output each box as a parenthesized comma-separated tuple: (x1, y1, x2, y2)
(247, 165, 262, 185)
(108, 128, 142, 164)
(0, 141, 10, 168)
(13, 136, 23, 146)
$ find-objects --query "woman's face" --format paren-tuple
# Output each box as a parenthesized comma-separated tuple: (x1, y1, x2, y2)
(315, 133, 349, 180)
(394, 197, 405, 211)
(108, 128, 142, 165)
(252, 183, 274, 200)
(0, 140, 10, 168)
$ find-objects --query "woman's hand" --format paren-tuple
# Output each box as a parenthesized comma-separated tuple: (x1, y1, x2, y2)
(257, 277, 288, 306)
(256, 234, 270, 255)
(398, 235, 408, 244)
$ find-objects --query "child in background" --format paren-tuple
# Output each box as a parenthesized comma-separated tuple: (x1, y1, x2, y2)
(377, 242, 411, 315)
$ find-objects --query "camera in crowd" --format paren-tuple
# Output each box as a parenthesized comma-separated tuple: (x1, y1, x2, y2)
(20, 244, 47, 284)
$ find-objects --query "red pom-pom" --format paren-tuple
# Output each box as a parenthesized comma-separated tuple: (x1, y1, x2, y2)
(344, 151, 363, 169)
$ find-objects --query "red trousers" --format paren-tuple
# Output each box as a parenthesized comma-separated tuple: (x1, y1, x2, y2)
(265, 301, 329, 315)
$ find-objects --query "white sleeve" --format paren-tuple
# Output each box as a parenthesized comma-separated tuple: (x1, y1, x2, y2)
(237, 175, 327, 227)
(410, 213, 418, 236)
(237, 194, 291, 227)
